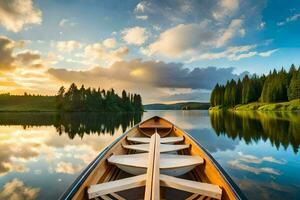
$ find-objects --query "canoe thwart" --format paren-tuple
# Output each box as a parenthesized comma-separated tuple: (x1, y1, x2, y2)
(87, 174, 146, 199)
(88, 174, 222, 200)
(122, 143, 189, 153)
(160, 174, 222, 200)
(127, 136, 184, 144)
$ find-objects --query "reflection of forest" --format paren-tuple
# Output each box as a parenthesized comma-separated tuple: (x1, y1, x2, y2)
(209, 111, 300, 153)
(0, 112, 142, 138)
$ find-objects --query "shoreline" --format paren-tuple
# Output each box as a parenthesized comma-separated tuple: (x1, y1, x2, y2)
(209, 99, 300, 112)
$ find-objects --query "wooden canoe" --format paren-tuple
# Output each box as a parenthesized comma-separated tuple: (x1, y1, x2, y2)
(59, 116, 246, 200)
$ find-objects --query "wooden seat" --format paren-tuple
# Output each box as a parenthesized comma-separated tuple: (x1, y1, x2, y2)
(108, 153, 203, 176)
(127, 136, 184, 144)
(122, 143, 189, 153)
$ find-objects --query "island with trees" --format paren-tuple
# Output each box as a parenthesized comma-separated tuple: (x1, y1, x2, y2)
(0, 83, 143, 112)
(210, 64, 300, 111)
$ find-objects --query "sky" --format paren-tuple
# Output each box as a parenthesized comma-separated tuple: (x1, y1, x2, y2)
(0, 0, 300, 103)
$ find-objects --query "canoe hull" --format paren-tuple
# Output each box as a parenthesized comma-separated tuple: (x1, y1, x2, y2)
(59, 116, 246, 200)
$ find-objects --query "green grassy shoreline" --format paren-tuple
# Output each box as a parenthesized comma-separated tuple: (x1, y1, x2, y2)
(209, 99, 300, 112)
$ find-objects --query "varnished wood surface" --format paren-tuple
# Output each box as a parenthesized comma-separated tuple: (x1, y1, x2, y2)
(68, 116, 241, 200)
(127, 136, 184, 144)
(122, 143, 189, 152)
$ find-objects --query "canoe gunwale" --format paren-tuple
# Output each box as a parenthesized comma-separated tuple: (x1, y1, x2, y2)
(58, 123, 140, 200)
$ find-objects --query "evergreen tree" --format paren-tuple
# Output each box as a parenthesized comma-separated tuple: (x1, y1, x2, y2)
(210, 65, 300, 107)
(288, 68, 300, 100)
(55, 83, 143, 112)
(56, 86, 65, 109)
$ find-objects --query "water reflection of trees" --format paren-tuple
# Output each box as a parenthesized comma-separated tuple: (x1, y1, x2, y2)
(54, 112, 142, 138)
(0, 112, 142, 139)
(209, 111, 300, 153)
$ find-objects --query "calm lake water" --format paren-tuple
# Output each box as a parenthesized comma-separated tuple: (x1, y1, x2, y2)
(0, 110, 299, 199)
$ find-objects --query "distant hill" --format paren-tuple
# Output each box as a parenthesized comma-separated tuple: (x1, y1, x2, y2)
(144, 102, 210, 110)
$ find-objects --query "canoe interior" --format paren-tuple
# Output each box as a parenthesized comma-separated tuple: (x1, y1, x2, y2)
(66, 116, 243, 200)
(138, 116, 173, 137)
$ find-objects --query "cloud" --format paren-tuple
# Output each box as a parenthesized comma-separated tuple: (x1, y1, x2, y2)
(0, 36, 15, 70)
(59, 18, 76, 27)
(189, 45, 278, 62)
(48, 59, 241, 102)
(0, 36, 59, 94)
(56, 41, 82, 53)
(160, 89, 211, 102)
(136, 15, 148, 20)
(15, 50, 42, 66)
(48, 59, 246, 91)
(277, 13, 300, 26)
(0, 36, 45, 71)
(134, 1, 149, 13)
(102, 37, 116, 48)
(258, 49, 278, 57)
(122, 26, 148, 46)
(144, 22, 214, 57)
(0, 178, 40, 200)
(258, 21, 266, 30)
(0, 0, 42, 32)
(215, 19, 243, 47)
(189, 45, 255, 61)
(213, 0, 239, 20)
(133, 0, 214, 24)
(230, 51, 257, 61)
(144, 19, 244, 58)
(83, 43, 129, 65)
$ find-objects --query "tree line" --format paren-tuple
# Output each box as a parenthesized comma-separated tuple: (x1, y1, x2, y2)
(56, 83, 143, 112)
(210, 64, 300, 107)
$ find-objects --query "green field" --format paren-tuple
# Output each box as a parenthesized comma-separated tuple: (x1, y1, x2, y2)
(0, 95, 56, 112)
(209, 99, 300, 111)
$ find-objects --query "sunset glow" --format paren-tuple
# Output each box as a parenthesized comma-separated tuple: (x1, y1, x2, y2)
(0, 0, 300, 103)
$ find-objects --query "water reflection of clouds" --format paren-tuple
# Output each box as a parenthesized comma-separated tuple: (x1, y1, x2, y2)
(228, 159, 281, 175)
(0, 178, 40, 200)
(0, 125, 123, 177)
(55, 162, 83, 174)
(0, 126, 43, 176)
(228, 152, 286, 175)
(237, 152, 286, 165)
